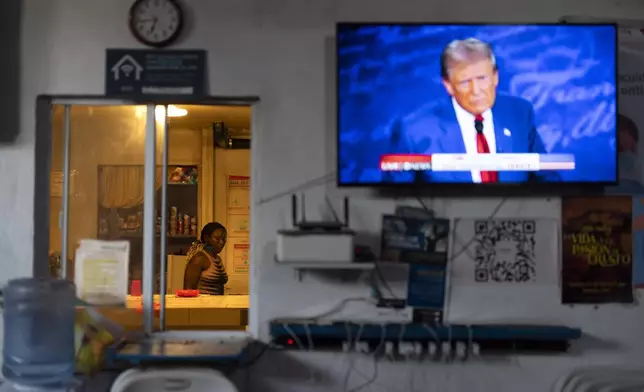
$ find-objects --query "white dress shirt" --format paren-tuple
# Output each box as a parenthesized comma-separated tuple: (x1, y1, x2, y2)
(451, 98, 496, 183)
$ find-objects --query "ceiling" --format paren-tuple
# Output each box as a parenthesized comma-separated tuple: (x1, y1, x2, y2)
(169, 105, 251, 135)
(53, 104, 252, 138)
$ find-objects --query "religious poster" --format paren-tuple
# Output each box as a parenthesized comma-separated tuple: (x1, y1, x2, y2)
(561, 196, 633, 304)
(445, 218, 559, 324)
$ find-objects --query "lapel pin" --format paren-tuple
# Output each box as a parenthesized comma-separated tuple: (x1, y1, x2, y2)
(504, 128, 512, 137)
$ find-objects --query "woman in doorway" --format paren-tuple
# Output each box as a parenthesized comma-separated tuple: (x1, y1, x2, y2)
(183, 222, 228, 295)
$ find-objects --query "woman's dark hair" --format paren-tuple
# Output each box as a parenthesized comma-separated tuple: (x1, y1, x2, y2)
(200, 222, 227, 243)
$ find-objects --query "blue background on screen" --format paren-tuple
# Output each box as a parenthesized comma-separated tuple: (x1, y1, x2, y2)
(337, 24, 617, 184)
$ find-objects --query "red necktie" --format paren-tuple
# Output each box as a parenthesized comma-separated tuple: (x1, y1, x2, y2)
(474, 115, 498, 183)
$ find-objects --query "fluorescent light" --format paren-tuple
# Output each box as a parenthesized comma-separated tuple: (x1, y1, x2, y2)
(156, 105, 187, 120)
(136, 105, 188, 121)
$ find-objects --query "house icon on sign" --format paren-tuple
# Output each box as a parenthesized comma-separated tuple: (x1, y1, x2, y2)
(111, 55, 144, 81)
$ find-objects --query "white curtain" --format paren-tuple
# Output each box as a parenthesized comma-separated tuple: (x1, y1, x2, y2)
(98, 166, 162, 208)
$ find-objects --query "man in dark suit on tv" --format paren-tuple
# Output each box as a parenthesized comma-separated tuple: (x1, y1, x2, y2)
(390, 38, 559, 183)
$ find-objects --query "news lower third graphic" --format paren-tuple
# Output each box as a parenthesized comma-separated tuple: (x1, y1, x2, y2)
(378, 153, 575, 172)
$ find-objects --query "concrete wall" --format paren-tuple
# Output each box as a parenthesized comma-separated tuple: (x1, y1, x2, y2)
(2, 0, 644, 390)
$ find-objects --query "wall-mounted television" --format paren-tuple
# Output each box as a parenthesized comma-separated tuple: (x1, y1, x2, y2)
(336, 23, 618, 187)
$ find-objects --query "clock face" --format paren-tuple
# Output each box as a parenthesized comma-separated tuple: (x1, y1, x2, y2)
(129, 0, 183, 47)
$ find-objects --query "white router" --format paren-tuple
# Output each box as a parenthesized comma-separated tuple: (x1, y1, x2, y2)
(276, 194, 355, 264)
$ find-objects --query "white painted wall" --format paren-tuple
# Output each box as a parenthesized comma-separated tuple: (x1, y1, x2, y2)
(2, 0, 644, 390)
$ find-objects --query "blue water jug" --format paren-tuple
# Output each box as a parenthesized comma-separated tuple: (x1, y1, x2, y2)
(2, 278, 76, 387)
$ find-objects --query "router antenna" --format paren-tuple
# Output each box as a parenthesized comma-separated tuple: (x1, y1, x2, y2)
(301, 194, 306, 223)
(291, 194, 298, 227)
(325, 196, 341, 224)
(344, 197, 349, 228)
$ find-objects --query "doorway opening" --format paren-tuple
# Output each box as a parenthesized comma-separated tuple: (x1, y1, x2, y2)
(45, 101, 252, 331)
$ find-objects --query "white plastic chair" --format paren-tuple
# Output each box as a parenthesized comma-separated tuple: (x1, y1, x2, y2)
(109, 368, 238, 392)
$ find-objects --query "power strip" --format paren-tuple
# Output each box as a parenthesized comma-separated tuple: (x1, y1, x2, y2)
(270, 321, 580, 355)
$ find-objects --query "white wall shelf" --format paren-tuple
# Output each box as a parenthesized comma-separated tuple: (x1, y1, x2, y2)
(275, 260, 375, 281)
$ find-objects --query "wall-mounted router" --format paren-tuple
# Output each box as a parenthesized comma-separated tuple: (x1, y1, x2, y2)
(276, 194, 355, 264)
(292, 194, 349, 231)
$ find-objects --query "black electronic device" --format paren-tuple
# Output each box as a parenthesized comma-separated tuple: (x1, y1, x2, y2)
(291, 194, 349, 232)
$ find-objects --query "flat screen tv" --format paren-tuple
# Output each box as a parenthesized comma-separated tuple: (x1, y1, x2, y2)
(336, 23, 618, 187)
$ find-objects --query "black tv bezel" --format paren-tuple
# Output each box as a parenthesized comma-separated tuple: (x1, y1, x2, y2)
(335, 22, 620, 196)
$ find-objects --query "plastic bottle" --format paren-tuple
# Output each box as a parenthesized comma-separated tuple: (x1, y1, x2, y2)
(2, 278, 76, 389)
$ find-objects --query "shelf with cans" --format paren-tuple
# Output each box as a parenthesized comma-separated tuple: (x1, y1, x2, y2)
(97, 165, 199, 249)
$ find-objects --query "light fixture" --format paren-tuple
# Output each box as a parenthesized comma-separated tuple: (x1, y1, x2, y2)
(156, 105, 188, 121)
(135, 105, 188, 121)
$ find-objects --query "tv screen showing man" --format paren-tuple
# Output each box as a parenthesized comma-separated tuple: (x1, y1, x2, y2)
(337, 24, 618, 185)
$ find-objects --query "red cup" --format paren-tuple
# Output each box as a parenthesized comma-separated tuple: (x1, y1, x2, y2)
(130, 280, 142, 296)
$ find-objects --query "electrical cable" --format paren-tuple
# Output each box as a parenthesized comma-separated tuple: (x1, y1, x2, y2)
(415, 195, 509, 263)
(303, 323, 314, 351)
(293, 297, 374, 322)
(342, 322, 357, 392)
(448, 197, 509, 262)
(227, 338, 279, 372)
(348, 356, 379, 392)
(372, 262, 398, 300)
(423, 323, 440, 345)
(467, 324, 474, 360)
(257, 172, 335, 205)
(283, 323, 305, 350)
(397, 323, 407, 359)
(416, 197, 432, 214)
(346, 323, 386, 392)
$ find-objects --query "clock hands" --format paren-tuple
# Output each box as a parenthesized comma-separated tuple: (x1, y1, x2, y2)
(137, 16, 160, 36)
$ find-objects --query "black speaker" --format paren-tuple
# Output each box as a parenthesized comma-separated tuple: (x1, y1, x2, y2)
(0, 0, 21, 143)
(213, 121, 229, 148)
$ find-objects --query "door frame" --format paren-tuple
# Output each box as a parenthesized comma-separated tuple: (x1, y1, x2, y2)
(33, 94, 260, 278)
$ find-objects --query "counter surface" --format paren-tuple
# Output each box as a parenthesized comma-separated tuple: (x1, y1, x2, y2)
(83, 295, 249, 330)
(126, 294, 249, 309)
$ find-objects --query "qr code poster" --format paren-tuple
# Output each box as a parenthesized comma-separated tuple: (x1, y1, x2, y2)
(450, 218, 559, 286)
(444, 218, 560, 324)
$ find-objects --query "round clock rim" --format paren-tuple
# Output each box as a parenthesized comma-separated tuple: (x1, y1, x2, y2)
(128, 0, 184, 49)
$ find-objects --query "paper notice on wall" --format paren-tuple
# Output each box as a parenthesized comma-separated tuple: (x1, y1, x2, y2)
(74, 239, 129, 306)
(50, 170, 75, 197)
(227, 176, 250, 212)
(50, 171, 64, 197)
(227, 215, 250, 238)
(445, 218, 560, 324)
(227, 238, 249, 274)
(226, 176, 250, 274)
(227, 175, 250, 238)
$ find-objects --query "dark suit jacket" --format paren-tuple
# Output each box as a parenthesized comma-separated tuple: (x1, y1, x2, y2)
(389, 94, 560, 183)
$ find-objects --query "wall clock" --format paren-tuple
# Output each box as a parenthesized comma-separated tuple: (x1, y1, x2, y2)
(129, 0, 184, 48)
